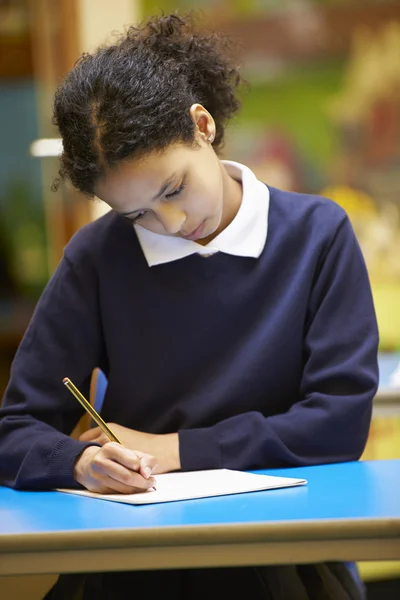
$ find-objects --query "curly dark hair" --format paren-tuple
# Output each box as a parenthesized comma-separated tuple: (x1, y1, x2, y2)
(52, 12, 244, 196)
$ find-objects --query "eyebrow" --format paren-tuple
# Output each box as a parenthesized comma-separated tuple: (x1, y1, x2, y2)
(152, 172, 178, 200)
(120, 172, 178, 217)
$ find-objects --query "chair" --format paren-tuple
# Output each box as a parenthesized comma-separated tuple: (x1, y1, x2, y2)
(89, 367, 108, 422)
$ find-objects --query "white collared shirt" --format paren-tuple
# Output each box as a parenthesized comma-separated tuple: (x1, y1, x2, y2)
(134, 160, 270, 267)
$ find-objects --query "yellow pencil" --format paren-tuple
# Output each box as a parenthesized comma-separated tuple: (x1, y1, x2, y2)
(63, 377, 124, 445)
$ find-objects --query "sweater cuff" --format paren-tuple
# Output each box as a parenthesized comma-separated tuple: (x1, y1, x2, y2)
(48, 436, 99, 488)
(178, 427, 222, 471)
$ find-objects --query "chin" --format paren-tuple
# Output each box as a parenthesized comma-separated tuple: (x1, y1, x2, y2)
(198, 221, 219, 243)
(205, 218, 221, 237)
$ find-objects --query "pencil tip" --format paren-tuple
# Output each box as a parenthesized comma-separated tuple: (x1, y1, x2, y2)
(62, 377, 69, 384)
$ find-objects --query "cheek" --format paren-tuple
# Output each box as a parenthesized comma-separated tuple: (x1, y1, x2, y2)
(197, 172, 223, 211)
(188, 190, 220, 219)
(206, 180, 224, 214)
(209, 166, 224, 204)
(137, 214, 165, 234)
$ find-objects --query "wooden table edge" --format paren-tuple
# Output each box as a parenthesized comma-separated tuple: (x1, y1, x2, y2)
(1, 517, 400, 553)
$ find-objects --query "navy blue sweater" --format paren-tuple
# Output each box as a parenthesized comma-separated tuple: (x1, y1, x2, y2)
(0, 187, 379, 489)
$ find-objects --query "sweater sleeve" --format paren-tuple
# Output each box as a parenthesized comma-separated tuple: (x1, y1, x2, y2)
(0, 252, 104, 490)
(179, 215, 379, 471)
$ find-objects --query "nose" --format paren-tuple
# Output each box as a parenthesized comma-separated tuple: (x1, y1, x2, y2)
(156, 204, 186, 235)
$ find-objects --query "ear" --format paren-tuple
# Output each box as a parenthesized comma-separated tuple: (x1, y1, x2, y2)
(189, 103, 215, 144)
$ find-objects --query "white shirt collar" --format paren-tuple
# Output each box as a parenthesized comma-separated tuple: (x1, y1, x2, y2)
(134, 160, 270, 267)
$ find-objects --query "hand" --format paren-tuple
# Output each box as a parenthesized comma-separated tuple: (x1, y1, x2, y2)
(79, 424, 181, 474)
(74, 442, 157, 494)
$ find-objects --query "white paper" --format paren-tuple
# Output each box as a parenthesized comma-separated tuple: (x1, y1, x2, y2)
(57, 469, 307, 505)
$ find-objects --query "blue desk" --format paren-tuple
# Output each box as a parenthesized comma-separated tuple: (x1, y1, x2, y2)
(0, 460, 399, 576)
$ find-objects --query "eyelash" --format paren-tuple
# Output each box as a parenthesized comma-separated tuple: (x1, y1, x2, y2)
(130, 182, 186, 223)
(165, 183, 185, 199)
(130, 211, 145, 224)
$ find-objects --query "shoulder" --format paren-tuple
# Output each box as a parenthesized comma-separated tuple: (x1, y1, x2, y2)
(268, 186, 347, 230)
(63, 210, 136, 267)
(267, 185, 350, 248)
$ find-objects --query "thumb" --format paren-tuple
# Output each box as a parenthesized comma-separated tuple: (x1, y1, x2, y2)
(138, 453, 158, 479)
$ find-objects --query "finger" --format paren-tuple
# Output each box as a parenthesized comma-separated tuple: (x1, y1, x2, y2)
(107, 465, 156, 492)
(84, 478, 136, 494)
(97, 473, 155, 494)
(101, 442, 144, 470)
(91, 456, 156, 491)
(85, 475, 149, 495)
(79, 434, 105, 447)
(79, 427, 102, 442)
(138, 455, 158, 479)
(81, 432, 110, 446)
(94, 443, 157, 485)
(107, 447, 158, 479)
(92, 434, 110, 446)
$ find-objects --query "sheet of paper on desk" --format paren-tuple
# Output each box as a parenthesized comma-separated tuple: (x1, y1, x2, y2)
(57, 469, 307, 505)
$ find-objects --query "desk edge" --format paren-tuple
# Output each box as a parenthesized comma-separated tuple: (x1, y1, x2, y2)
(1, 517, 400, 554)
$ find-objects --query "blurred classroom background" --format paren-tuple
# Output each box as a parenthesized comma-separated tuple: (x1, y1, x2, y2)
(0, 0, 400, 598)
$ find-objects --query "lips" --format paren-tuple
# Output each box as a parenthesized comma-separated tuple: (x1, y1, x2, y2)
(182, 220, 206, 241)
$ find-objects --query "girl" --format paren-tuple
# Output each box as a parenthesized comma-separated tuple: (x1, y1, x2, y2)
(0, 12, 378, 600)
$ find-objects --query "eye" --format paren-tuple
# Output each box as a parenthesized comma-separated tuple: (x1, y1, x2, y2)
(165, 183, 185, 199)
(129, 210, 146, 224)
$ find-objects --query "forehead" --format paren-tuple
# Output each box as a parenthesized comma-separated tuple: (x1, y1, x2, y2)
(94, 144, 191, 209)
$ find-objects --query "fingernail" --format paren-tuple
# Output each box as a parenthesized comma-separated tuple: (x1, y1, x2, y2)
(144, 466, 152, 478)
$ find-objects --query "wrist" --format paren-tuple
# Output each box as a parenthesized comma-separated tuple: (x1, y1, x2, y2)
(73, 445, 97, 485)
(161, 433, 181, 472)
